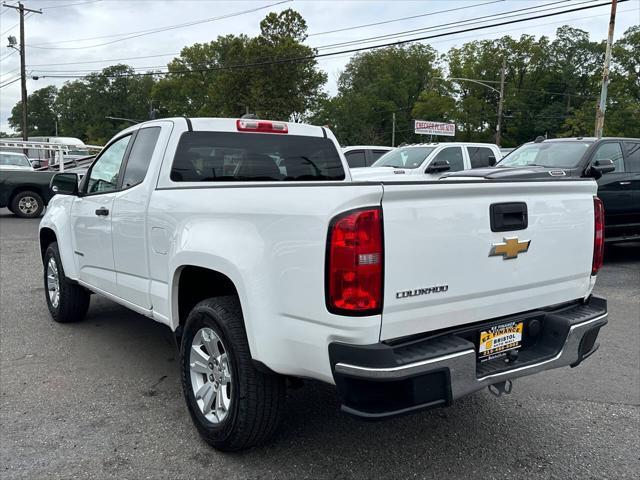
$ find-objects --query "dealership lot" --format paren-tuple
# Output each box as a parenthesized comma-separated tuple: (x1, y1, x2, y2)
(0, 209, 638, 479)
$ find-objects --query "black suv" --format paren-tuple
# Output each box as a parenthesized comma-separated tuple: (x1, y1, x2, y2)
(491, 137, 640, 242)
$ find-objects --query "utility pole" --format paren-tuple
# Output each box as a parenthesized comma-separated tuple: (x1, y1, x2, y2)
(3, 2, 43, 141)
(391, 112, 396, 147)
(496, 58, 506, 147)
(594, 0, 617, 138)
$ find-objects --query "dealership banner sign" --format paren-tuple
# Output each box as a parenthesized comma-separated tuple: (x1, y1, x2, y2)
(414, 120, 456, 137)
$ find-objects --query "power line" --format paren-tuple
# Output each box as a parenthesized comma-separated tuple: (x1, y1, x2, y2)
(28, 51, 179, 67)
(313, 0, 581, 51)
(17, 0, 590, 71)
(0, 50, 18, 62)
(0, 76, 20, 88)
(0, 10, 34, 36)
(24, 1, 605, 74)
(42, 0, 102, 9)
(32, 0, 629, 81)
(26, 0, 291, 49)
(0, 66, 19, 77)
(307, 0, 506, 37)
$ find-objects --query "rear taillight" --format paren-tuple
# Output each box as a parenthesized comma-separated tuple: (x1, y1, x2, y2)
(592, 196, 605, 275)
(236, 119, 288, 134)
(326, 207, 383, 315)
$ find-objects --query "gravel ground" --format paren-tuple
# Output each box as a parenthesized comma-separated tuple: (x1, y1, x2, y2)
(1, 209, 638, 479)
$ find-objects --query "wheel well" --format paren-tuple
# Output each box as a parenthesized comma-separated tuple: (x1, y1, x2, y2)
(39, 228, 57, 261)
(176, 266, 239, 330)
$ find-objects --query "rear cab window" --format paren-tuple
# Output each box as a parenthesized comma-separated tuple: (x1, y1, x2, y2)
(170, 132, 345, 182)
(344, 150, 366, 168)
(467, 146, 496, 168)
(430, 146, 464, 172)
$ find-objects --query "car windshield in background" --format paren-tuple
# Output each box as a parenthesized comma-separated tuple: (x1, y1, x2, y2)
(372, 147, 436, 168)
(67, 149, 91, 157)
(171, 132, 345, 182)
(497, 142, 592, 168)
(0, 152, 31, 167)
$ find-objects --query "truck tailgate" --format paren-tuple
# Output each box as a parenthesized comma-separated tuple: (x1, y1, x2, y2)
(380, 180, 597, 341)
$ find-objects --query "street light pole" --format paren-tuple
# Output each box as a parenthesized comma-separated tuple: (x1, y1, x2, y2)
(496, 58, 506, 147)
(433, 75, 506, 145)
(3, 2, 43, 141)
(391, 112, 396, 147)
(594, 0, 617, 138)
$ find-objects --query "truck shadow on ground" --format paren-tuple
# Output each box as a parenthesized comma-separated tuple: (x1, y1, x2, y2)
(74, 294, 612, 477)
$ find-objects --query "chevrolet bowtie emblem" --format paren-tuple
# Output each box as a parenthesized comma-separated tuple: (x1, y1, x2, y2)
(489, 237, 531, 259)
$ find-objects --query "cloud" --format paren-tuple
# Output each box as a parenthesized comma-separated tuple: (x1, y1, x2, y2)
(1, 0, 637, 133)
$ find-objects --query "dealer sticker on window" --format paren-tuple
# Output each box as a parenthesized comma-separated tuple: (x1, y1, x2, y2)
(478, 321, 524, 362)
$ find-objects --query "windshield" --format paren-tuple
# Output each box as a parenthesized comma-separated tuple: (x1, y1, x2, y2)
(67, 149, 91, 157)
(497, 142, 592, 168)
(372, 147, 436, 169)
(0, 153, 31, 167)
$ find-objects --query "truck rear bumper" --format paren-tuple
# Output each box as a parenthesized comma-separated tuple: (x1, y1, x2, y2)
(329, 296, 607, 419)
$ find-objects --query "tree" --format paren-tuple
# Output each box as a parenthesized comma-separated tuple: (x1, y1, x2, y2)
(9, 85, 58, 136)
(154, 9, 326, 121)
(55, 65, 156, 144)
(312, 45, 442, 146)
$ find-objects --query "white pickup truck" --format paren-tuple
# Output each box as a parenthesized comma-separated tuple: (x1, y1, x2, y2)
(40, 117, 608, 451)
(350, 142, 502, 181)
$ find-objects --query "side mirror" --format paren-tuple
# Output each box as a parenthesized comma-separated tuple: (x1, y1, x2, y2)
(488, 155, 497, 167)
(425, 159, 451, 173)
(592, 159, 615, 175)
(50, 173, 79, 196)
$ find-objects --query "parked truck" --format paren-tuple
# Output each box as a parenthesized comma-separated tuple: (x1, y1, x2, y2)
(0, 169, 57, 217)
(39, 117, 608, 450)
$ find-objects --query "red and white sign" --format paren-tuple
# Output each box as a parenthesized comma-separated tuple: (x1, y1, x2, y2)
(414, 120, 456, 137)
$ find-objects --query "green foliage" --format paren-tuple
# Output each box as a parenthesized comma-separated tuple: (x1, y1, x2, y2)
(9, 85, 58, 136)
(54, 65, 156, 144)
(153, 8, 326, 121)
(312, 45, 442, 146)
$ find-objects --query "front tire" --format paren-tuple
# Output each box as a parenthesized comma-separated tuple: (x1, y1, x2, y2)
(44, 242, 90, 323)
(11, 191, 44, 218)
(180, 297, 285, 451)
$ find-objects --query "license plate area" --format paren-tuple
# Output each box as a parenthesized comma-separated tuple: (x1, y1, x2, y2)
(477, 320, 524, 363)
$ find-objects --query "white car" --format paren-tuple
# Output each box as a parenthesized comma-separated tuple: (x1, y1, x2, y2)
(350, 142, 502, 180)
(0, 151, 34, 171)
(40, 117, 607, 450)
(342, 145, 394, 168)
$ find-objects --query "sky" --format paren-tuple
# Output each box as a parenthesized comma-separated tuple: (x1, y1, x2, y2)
(0, 0, 638, 134)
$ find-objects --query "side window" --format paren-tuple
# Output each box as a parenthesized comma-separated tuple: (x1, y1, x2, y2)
(431, 147, 464, 172)
(344, 150, 366, 168)
(593, 142, 624, 173)
(623, 141, 640, 172)
(121, 127, 161, 188)
(467, 146, 495, 168)
(370, 150, 389, 163)
(86, 135, 131, 194)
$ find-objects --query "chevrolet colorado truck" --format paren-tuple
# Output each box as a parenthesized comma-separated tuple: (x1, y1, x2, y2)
(39, 117, 608, 451)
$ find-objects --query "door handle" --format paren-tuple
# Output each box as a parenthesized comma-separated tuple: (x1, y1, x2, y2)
(95, 207, 109, 216)
(618, 181, 631, 185)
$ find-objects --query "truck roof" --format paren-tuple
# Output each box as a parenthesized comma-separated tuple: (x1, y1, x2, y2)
(125, 117, 328, 139)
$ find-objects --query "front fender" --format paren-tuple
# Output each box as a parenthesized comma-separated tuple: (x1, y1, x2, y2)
(39, 195, 78, 279)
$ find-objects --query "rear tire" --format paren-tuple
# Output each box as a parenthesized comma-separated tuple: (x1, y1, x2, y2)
(180, 297, 285, 451)
(11, 191, 44, 218)
(44, 242, 90, 323)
